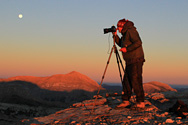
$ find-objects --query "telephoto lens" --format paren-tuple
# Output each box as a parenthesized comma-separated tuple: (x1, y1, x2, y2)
(103, 26, 116, 34)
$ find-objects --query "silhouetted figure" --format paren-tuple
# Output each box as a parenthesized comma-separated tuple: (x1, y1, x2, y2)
(113, 19, 145, 108)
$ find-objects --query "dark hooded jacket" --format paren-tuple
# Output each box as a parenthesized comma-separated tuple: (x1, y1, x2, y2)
(114, 21, 145, 65)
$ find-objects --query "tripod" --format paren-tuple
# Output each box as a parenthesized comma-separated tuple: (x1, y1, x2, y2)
(97, 38, 124, 94)
(91, 38, 125, 113)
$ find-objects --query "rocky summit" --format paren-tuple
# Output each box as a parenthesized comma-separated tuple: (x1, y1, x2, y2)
(22, 92, 188, 125)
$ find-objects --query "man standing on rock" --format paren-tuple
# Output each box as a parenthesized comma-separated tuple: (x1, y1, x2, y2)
(112, 18, 145, 108)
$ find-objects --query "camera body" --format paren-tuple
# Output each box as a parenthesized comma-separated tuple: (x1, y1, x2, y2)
(103, 26, 116, 34)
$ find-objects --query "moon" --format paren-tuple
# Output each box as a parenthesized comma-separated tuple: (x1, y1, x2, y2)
(18, 14, 23, 19)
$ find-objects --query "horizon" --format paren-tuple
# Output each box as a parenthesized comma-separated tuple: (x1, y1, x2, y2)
(1, 71, 188, 87)
(1, 1, 188, 86)
(101, 82, 188, 88)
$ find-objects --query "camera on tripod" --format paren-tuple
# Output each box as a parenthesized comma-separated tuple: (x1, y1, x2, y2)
(103, 26, 116, 34)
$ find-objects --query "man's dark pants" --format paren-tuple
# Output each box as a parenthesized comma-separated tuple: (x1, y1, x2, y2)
(122, 61, 145, 102)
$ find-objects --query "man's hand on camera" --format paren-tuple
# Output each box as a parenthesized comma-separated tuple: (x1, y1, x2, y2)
(119, 47, 127, 53)
(112, 30, 117, 36)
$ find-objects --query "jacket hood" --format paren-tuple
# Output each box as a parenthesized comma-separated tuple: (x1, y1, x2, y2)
(121, 21, 135, 34)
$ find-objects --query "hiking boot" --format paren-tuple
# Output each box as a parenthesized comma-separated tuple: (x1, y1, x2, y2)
(133, 102, 145, 109)
(116, 101, 130, 108)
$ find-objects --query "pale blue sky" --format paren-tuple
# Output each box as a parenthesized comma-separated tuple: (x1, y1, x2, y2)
(0, 0, 188, 85)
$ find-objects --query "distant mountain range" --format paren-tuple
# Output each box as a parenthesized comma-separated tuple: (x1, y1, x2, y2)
(143, 81, 177, 94)
(102, 81, 178, 94)
(0, 71, 101, 92)
(0, 71, 103, 107)
(0, 71, 185, 107)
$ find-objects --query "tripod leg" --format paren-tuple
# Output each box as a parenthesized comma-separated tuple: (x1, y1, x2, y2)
(116, 49, 125, 71)
(96, 46, 114, 95)
(91, 46, 114, 114)
(115, 50, 123, 83)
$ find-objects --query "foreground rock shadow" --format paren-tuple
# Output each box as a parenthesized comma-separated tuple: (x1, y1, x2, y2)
(0, 80, 101, 124)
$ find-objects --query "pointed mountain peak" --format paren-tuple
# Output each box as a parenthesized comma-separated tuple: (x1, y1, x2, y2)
(67, 71, 84, 76)
(69, 71, 80, 74)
